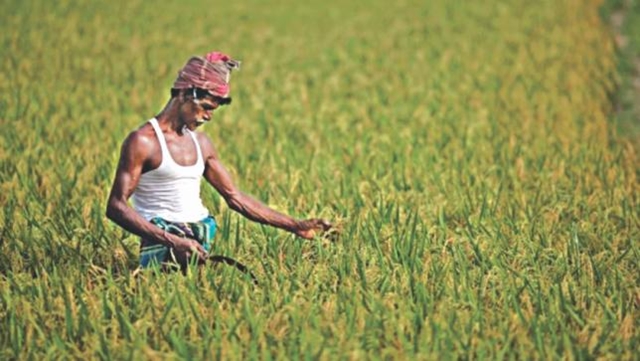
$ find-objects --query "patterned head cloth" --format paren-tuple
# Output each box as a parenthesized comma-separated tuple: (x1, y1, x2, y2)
(172, 51, 241, 97)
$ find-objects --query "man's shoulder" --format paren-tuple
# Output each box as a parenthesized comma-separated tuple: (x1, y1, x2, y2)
(194, 131, 217, 158)
(122, 123, 158, 153)
(194, 131, 214, 148)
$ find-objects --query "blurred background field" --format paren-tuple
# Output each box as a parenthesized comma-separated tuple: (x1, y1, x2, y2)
(0, 0, 638, 359)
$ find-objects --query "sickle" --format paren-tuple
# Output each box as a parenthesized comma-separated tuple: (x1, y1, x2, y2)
(207, 254, 259, 286)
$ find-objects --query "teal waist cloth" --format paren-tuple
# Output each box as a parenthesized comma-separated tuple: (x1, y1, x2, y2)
(139, 215, 217, 268)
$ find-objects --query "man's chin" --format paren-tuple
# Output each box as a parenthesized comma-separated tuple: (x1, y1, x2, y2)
(192, 120, 207, 129)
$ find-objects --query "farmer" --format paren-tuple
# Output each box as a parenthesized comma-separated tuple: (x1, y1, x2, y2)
(106, 51, 331, 269)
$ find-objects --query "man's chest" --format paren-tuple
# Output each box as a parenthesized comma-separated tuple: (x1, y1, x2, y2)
(146, 133, 200, 171)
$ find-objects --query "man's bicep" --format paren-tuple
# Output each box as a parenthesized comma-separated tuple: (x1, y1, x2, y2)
(198, 133, 239, 199)
(109, 134, 145, 202)
(204, 157, 239, 200)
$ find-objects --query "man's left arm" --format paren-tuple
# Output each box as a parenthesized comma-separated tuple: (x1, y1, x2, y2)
(198, 133, 331, 239)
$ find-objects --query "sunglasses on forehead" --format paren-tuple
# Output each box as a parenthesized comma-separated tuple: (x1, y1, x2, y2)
(192, 88, 232, 106)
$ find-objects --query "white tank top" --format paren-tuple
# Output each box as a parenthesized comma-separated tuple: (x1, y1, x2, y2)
(132, 118, 209, 222)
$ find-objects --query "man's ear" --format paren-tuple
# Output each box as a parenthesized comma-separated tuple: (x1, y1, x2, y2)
(180, 89, 193, 103)
(183, 88, 198, 102)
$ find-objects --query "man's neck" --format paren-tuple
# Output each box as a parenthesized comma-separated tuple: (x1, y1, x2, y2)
(155, 99, 186, 135)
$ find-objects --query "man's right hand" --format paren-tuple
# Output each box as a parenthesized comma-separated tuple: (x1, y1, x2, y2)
(171, 235, 208, 262)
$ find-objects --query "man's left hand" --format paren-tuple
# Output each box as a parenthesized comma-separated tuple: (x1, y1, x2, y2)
(294, 219, 332, 240)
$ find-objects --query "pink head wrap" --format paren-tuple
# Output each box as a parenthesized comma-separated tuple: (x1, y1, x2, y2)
(173, 51, 240, 97)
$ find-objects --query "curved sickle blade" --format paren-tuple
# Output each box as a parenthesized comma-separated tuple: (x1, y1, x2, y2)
(207, 255, 259, 286)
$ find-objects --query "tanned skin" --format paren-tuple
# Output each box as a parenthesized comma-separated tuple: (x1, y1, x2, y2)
(106, 89, 331, 263)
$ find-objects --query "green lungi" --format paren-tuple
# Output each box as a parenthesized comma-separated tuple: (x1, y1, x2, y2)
(139, 216, 217, 268)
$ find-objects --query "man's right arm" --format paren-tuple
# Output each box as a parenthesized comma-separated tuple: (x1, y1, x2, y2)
(105, 132, 206, 259)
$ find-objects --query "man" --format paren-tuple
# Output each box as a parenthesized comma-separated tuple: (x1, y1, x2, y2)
(106, 51, 331, 269)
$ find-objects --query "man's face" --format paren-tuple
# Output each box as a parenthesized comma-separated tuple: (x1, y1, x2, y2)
(179, 89, 229, 130)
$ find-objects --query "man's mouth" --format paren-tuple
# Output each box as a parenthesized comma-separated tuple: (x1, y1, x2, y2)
(196, 114, 212, 124)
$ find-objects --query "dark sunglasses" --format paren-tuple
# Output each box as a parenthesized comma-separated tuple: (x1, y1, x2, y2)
(192, 88, 232, 106)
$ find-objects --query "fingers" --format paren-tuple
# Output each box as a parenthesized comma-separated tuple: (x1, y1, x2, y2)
(295, 218, 334, 240)
(301, 229, 316, 240)
(313, 219, 340, 242)
(309, 218, 332, 232)
(177, 237, 207, 261)
(190, 241, 207, 260)
(317, 219, 332, 231)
